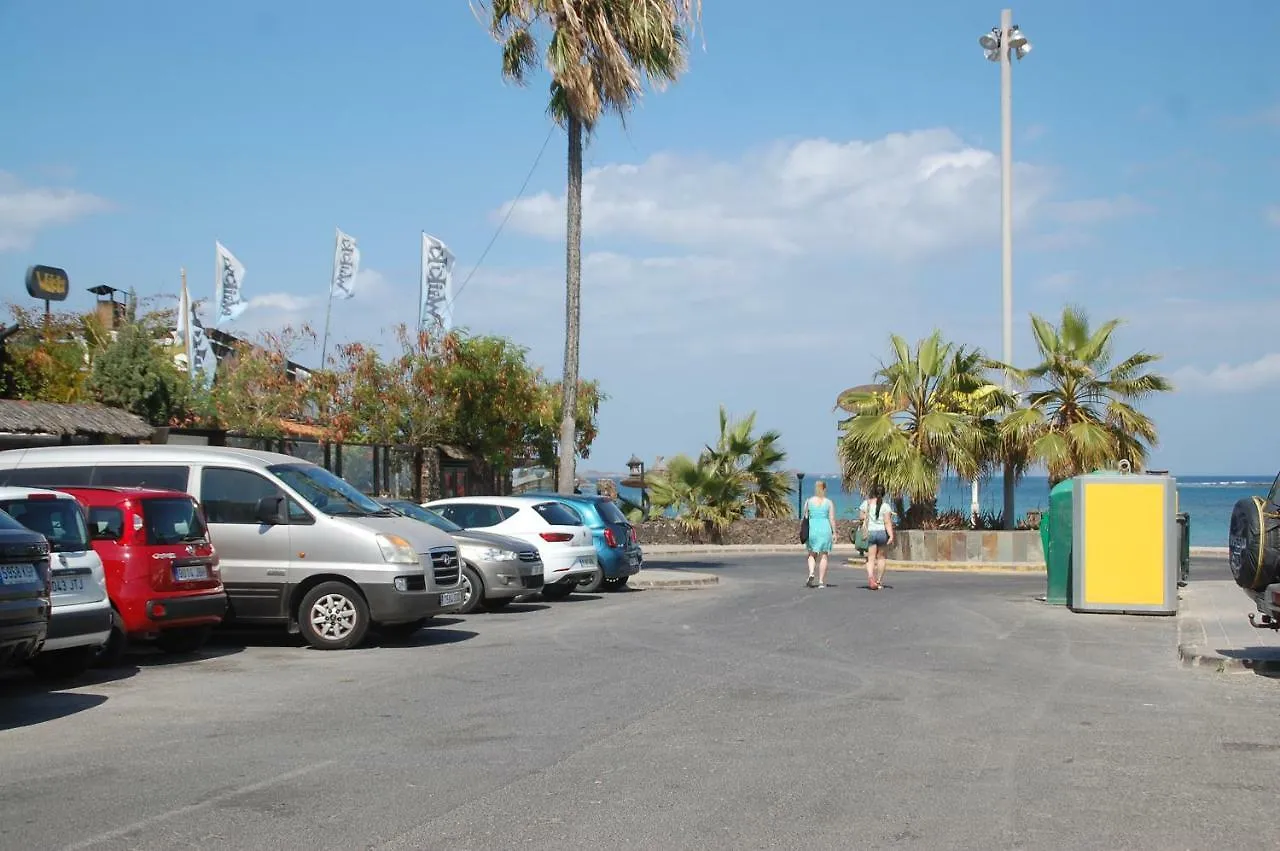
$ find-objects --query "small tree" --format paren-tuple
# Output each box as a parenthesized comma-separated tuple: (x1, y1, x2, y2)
(87, 320, 190, 425)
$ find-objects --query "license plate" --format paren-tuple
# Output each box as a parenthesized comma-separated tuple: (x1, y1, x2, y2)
(440, 590, 463, 606)
(0, 564, 37, 585)
(173, 565, 208, 582)
(629, 556, 640, 568)
(52, 576, 86, 593)
(580, 556, 597, 566)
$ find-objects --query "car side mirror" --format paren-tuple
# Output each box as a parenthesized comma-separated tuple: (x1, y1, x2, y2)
(255, 496, 287, 525)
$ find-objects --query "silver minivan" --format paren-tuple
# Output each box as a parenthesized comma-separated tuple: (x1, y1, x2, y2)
(0, 445, 465, 650)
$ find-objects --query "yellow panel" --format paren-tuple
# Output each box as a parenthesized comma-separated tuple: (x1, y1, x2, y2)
(1081, 482, 1166, 606)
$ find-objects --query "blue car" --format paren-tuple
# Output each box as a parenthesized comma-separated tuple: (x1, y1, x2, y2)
(525, 493, 642, 591)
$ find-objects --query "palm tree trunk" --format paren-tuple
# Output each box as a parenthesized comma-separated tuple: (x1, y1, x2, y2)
(556, 113, 584, 496)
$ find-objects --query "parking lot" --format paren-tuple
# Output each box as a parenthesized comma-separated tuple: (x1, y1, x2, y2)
(2, 555, 1278, 850)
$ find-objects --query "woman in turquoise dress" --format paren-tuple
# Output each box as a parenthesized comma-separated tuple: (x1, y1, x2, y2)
(804, 480, 835, 588)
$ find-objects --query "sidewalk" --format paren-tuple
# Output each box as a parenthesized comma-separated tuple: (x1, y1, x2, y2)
(1177, 579, 1280, 673)
(641, 543, 1041, 572)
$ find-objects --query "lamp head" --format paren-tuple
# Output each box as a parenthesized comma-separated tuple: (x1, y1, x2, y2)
(978, 28, 1000, 50)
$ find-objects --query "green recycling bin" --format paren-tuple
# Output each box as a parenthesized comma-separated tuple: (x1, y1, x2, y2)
(1044, 478, 1075, 606)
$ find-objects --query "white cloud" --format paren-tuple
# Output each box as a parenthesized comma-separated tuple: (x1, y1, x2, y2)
(0, 172, 112, 251)
(498, 129, 1065, 260)
(1173, 353, 1280, 393)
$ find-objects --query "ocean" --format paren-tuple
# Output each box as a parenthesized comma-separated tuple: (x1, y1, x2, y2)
(606, 474, 1276, 548)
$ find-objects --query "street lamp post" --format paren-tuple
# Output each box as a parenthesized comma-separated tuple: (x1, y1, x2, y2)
(979, 9, 1031, 530)
(796, 471, 806, 517)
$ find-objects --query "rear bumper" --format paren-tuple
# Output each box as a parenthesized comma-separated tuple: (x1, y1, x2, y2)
(141, 592, 228, 630)
(0, 618, 47, 665)
(597, 547, 644, 578)
(43, 601, 112, 651)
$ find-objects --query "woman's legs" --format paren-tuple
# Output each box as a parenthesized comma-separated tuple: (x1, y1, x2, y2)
(817, 551, 830, 586)
(866, 544, 880, 588)
(806, 551, 817, 586)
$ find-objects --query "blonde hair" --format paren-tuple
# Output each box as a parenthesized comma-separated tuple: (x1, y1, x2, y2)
(813, 480, 827, 498)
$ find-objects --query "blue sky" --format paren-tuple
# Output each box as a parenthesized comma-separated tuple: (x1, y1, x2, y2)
(1, 0, 1278, 476)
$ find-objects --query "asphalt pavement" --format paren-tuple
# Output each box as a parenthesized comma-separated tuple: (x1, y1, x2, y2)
(2, 555, 1279, 850)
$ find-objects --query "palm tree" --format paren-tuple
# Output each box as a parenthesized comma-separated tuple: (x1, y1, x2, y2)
(704, 406, 793, 518)
(478, 0, 701, 494)
(646, 453, 745, 542)
(837, 332, 1011, 524)
(1001, 306, 1172, 486)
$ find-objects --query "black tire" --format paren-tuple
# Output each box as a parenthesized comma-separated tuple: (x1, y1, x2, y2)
(541, 581, 574, 601)
(577, 567, 606, 594)
(482, 597, 514, 612)
(155, 625, 213, 655)
(603, 576, 630, 592)
(456, 564, 484, 615)
(30, 645, 97, 681)
(1229, 497, 1280, 591)
(297, 581, 370, 650)
(94, 608, 128, 669)
(380, 619, 429, 641)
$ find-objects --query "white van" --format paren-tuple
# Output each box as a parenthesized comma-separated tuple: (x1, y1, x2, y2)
(0, 446, 465, 650)
(0, 487, 111, 679)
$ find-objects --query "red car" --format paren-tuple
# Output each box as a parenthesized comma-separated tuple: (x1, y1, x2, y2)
(58, 487, 227, 664)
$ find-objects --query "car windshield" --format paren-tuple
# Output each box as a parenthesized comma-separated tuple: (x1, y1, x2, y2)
(268, 464, 389, 517)
(0, 497, 90, 552)
(384, 501, 463, 533)
(596, 499, 628, 525)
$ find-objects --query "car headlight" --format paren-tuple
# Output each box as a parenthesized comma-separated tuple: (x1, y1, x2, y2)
(376, 534, 419, 565)
(472, 546, 518, 562)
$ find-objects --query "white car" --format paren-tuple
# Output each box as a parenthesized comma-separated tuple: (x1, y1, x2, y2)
(424, 496, 598, 600)
(0, 487, 112, 679)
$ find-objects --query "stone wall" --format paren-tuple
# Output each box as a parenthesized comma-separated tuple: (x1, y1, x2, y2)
(636, 517, 856, 546)
(635, 518, 1044, 564)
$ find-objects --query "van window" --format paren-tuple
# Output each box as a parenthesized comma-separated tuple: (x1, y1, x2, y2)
(87, 507, 124, 541)
(200, 467, 285, 525)
(142, 497, 208, 545)
(0, 497, 90, 552)
(96, 465, 190, 491)
(1, 466, 92, 487)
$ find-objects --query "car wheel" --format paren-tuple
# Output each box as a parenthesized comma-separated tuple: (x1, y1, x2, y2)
(457, 564, 484, 615)
(30, 645, 97, 681)
(298, 581, 370, 650)
(603, 576, 630, 591)
(94, 608, 128, 668)
(577, 567, 606, 593)
(541, 581, 574, 601)
(380, 619, 429, 641)
(482, 597, 513, 612)
(155, 625, 213, 655)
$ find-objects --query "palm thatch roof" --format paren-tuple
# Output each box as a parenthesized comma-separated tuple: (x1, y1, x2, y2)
(0, 400, 154, 439)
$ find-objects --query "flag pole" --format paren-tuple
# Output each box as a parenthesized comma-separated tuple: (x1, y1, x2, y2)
(320, 228, 337, 368)
(180, 267, 194, 383)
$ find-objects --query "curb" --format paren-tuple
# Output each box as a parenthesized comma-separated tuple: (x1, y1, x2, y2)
(1174, 591, 1280, 674)
(629, 570, 719, 590)
(845, 558, 1044, 574)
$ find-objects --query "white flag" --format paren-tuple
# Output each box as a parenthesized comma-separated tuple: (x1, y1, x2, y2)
(331, 228, 360, 300)
(175, 290, 217, 389)
(419, 232, 454, 334)
(213, 241, 248, 326)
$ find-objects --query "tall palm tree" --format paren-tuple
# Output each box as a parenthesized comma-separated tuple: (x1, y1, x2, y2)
(478, 0, 701, 494)
(1001, 306, 1172, 486)
(837, 331, 1011, 523)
